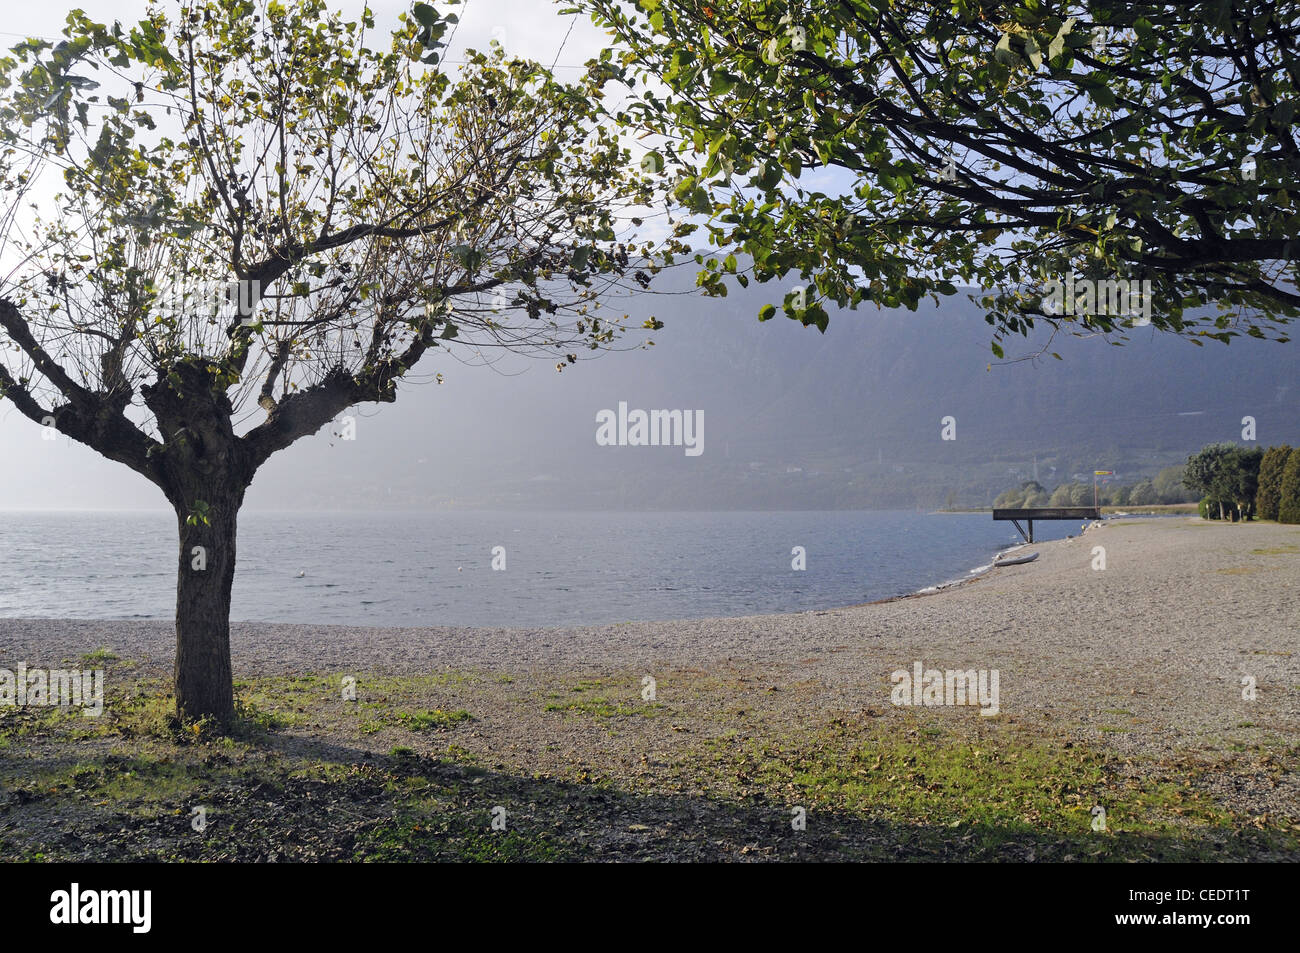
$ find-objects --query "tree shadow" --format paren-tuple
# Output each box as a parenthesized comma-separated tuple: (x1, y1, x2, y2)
(3, 727, 1293, 862)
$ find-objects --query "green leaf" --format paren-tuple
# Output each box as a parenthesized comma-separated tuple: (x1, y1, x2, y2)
(412, 3, 437, 27)
(755, 163, 783, 191)
(709, 71, 736, 96)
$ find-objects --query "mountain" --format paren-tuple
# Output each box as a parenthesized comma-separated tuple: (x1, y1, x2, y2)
(246, 276, 1299, 511)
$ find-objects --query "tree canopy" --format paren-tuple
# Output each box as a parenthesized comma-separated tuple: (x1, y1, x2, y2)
(582, 0, 1300, 351)
(1, 0, 663, 479)
(1184, 441, 1263, 517)
(1255, 444, 1293, 519)
(0, 0, 666, 726)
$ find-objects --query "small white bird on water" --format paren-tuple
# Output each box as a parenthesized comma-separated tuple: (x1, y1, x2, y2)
(297, 570, 306, 578)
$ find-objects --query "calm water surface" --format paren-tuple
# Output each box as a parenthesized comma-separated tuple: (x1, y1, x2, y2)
(0, 509, 1086, 627)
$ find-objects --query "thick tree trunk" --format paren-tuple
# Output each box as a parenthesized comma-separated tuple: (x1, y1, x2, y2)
(172, 483, 245, 730)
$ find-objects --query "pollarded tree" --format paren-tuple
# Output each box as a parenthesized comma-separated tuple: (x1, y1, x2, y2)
(582, 0, 1299, 350)
(0, 0, 666, 729)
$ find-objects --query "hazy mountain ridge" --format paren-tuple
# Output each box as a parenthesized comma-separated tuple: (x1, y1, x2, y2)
(266, 284, 1299, 510)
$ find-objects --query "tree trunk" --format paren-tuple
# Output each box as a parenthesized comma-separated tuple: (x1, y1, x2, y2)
(172, 483, 245, 730)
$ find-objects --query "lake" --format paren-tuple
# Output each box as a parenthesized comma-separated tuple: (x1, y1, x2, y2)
(0, 509, 1087, 627)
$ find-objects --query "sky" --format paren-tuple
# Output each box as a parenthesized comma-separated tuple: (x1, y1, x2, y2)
(0, 0, 631, 511)
(0, 0, 607, 68)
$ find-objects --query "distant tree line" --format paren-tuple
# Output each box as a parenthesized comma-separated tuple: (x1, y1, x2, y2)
(996, 447, 1300, 522)
(1183, 443, 1300, 523)
(993, 465, 1196, 510)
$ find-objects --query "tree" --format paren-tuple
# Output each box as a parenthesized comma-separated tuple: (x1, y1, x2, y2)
(1128, 479, 1159, 506)
(1069, 483, 1094, 507)
(993, 487, 1025, 508)
(1183, 442, 1262, 519)
(1279, 449, 1300, 524)
(994, 479, 1046, 508)
(1225, 446, 1264, 518)
(1256, 445, 1293, 520)
(583, 0, 1299, 348)
(1184, 443, 1238, 519)
(1048, 482, 1081, 506)
(0, 1, 665, 729)
(1023, 488, 1050, 507)
(1153, 465, 1192, 503)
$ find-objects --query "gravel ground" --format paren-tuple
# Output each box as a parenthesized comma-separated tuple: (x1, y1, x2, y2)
(3, 516, 1297, 763)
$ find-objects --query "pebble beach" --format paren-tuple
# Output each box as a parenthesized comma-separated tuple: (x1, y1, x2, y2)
(3, 517, 1297, 755)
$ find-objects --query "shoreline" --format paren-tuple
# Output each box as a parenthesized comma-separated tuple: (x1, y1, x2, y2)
(0, 514, 1090, 634)
(3, 518, 1296, 711)
(0, 516, 1094, 650)
(3, 515, 1297, 861)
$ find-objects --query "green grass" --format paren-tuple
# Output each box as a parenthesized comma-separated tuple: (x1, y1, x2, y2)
(396, 709, 473, 731)
(3, 672, 1295, 862)
(541, 677, 663, 719)
(693, 714, 1292, 860)
(543, 697, 660, 717)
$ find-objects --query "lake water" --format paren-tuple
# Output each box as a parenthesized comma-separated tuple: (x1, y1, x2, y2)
(0, 510, 1086, 627)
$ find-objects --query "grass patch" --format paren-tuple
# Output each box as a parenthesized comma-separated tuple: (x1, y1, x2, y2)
(541, 678, 663, 719)
(396, 709, 473, 732)
(2, 670, 1294, 862)
(693, 714, 1295, 860)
